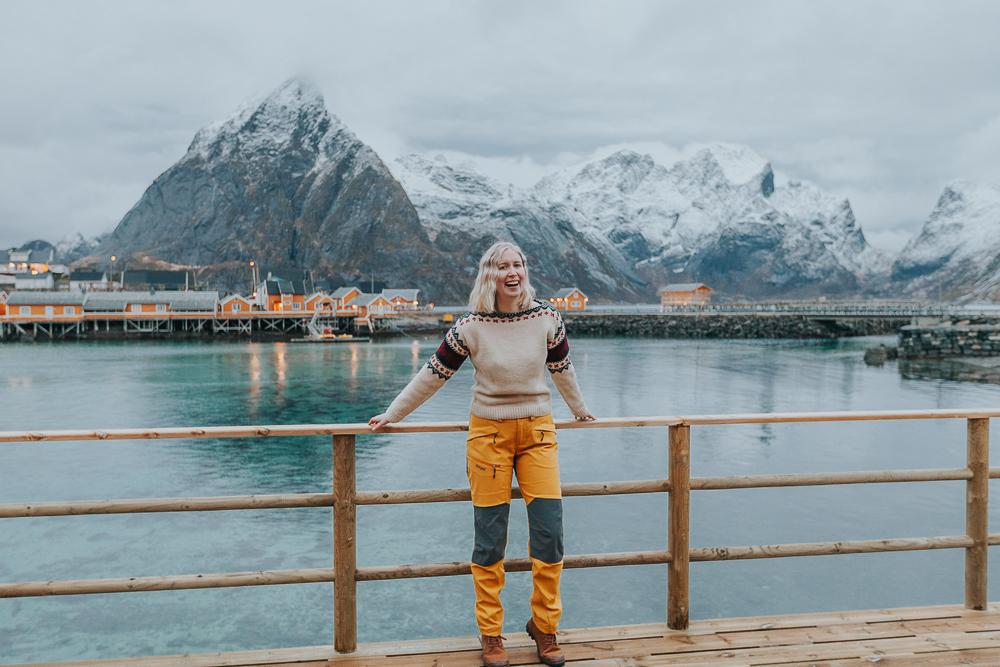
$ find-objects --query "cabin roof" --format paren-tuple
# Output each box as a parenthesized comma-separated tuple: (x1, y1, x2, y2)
(382, 289, 419, 301)
(83, 291, 219, 311)
(659, 283, 710, 293)
(306, 292, 334, 302)
(7, 291, 86, 305)
(220, 293, 252, 304)
(354, 292, 389, 307)
(264, 278, 305, 296)
(331, 286, 360, 299)
(552, 288, 584, 298)
(121, 270, 189, 287)
(69, 270, 107, 281)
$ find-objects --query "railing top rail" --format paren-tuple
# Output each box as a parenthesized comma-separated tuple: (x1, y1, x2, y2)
(1, 409, 998, 443)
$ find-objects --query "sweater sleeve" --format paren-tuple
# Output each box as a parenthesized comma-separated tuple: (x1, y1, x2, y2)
(383, 323, 470, 422)
(546, 311, 590, 418)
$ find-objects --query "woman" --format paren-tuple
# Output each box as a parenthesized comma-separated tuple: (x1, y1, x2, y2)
(369, 241, 595, 667)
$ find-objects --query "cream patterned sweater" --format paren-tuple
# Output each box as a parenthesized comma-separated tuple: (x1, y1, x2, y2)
(384, 299, 589, 422)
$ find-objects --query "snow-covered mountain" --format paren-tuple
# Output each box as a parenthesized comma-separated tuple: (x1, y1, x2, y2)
(892, 181, 1000, 299)
(101, 78, 466, 300)
(395, 144, 887, 298)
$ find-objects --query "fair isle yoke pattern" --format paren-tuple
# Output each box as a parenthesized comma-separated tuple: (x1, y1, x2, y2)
(546, 314, 572, 374)
(384, 299, 590, 423)
(427, 320, 471, 380)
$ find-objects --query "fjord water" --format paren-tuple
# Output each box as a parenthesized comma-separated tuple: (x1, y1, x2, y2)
(2, 336, 1000, 662)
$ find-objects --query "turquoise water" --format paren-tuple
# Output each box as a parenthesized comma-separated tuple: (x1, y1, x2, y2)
(1, 336, 999, 662)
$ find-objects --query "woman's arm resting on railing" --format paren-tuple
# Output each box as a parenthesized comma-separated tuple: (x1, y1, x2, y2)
(547, 311, 595, 421)
(370, 324, 470, 431)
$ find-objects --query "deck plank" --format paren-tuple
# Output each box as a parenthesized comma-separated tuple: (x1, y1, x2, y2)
(12, 604, 1000, 667)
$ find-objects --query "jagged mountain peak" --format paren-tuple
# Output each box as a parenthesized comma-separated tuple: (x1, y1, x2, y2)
(187, 77, 351, 162)
(892, 178, 1000, 296)
(672, 144, 774, 198)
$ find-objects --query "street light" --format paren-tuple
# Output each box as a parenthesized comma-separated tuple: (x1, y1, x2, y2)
(110, 255, 117, 290)
(249, 259, 257, 295)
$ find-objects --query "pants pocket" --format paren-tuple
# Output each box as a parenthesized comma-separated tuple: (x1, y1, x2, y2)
(468, 455, 513, 507)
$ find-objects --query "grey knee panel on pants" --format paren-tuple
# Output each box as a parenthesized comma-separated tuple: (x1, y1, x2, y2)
(472, 503, 510, 566)
(527, 498, 564, 563)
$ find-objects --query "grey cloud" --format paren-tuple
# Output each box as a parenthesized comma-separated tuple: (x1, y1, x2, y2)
(2, 0, 999, 253)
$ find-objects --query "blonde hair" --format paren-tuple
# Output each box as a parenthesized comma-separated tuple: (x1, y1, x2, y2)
(467, 241, 537, 313)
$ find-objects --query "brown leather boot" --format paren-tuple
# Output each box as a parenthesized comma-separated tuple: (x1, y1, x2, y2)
(480, 634, 509, 667)
(526, 618, 565, 666)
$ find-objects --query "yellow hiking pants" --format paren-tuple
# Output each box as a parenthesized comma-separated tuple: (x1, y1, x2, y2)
(467, 413, 563, 636)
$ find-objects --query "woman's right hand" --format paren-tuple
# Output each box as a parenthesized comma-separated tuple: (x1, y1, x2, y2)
(368, 413, 392, 432)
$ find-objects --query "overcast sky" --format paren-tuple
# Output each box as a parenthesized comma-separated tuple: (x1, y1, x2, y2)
(1, 0, 999, 253)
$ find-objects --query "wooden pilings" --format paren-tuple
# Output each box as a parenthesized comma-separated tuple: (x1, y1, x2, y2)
(668, 424, 691, 630)
(966, 418, 990, 610)
(333, 434, 357, 653)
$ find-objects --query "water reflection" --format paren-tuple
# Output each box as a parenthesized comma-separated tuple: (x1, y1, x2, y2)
(899, 358, 1000, 384)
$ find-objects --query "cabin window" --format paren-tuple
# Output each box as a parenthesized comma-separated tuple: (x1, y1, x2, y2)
(292, 302, 301, 310)
(130, 304, 141, 313)
(63, 306, 74, 315)
(156, 304, 167, 313)
(20, 306, 30, 315)
(232, 303, 242, 312)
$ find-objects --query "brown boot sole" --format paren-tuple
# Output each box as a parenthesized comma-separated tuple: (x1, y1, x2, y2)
(525, 621, 566, 667)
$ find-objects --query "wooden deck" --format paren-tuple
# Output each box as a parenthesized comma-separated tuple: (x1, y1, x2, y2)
(22, 604, 1000, 667)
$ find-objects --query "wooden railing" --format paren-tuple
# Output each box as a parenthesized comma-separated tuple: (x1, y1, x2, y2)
(0, 409, 997, 655)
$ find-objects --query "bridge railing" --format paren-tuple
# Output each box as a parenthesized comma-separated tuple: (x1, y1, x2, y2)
(0, 409, 996, 654)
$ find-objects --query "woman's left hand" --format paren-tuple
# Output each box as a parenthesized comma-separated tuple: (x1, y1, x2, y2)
(575, 411, 596, 421)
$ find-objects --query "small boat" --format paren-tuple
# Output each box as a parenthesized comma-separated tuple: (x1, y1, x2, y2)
(291, 315, 370, 343)
(290, 333, 370, 343)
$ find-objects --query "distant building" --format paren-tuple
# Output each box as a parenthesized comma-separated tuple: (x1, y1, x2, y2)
(5, 291, 84, 319)
(84, 291, 219, 314)
(14, 273, 55, 290)
(2, 247, 54, 274)
(549, 288, 588, 311)
(256, 274, 306, 312)
(352, 293, 394, 320)
(69, 270, 110, 292)
(219, 293, 254, 314)
(659, 283, 713, 310)
(305, 292, 336, 314)
(121, 270, 192, 291)
(382, 288, 420, 311)
(331, 286, 363, 313)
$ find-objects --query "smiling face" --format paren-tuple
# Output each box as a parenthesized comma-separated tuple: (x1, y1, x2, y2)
(494, 247, 526, 310)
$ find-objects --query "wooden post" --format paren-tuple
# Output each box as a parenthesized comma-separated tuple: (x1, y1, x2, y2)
(333, 434, 357, 652)
(668, 424, 691, 630)
(965, 418, 989, 610)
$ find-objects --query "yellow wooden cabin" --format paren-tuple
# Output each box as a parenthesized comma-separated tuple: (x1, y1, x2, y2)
(659, 282, 713, 309)
(381, 289, 420, 311)
(352, 293, 394, 320)
(4, 292, 84, 320)
(219, 294, 253, 314)
(549, 287, 588, 311)
(0, 290, 7, 317)
(305, 292, 336, 315)
(257, 277, 306, 312)
(331, 286, 363, 314)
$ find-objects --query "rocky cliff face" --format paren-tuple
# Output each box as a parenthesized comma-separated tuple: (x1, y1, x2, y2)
(102, 79, 464, 301)
(892, 181, 1000, 299)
